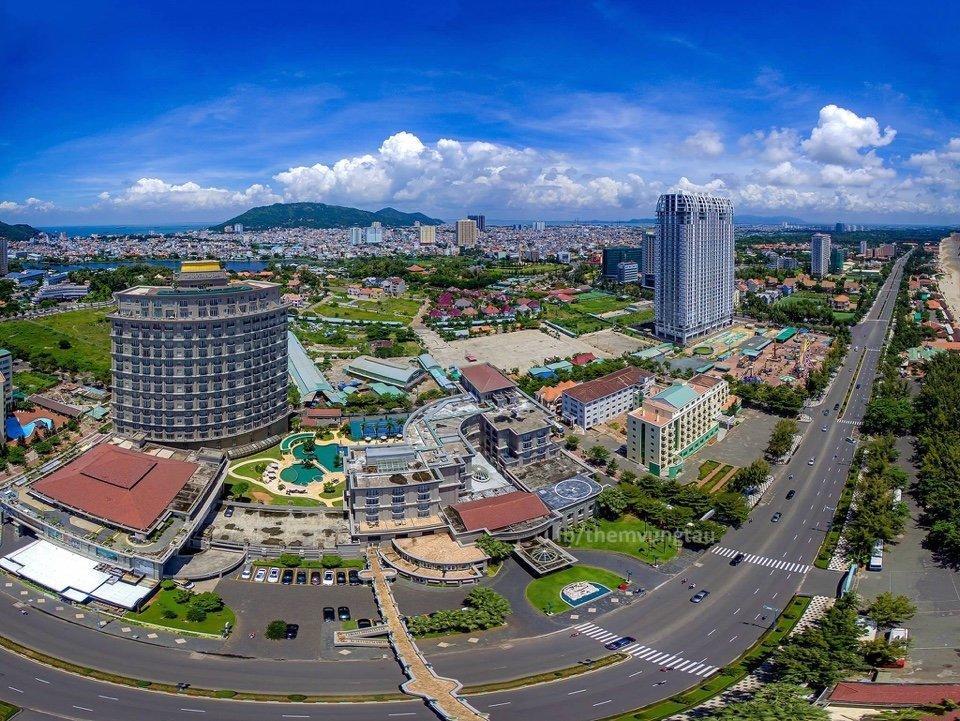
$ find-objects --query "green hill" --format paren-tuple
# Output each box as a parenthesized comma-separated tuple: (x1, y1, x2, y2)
(211, 202, 443, 231)
(0, 220, 41, 241)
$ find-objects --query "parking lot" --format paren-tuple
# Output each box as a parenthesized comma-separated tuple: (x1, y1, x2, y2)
(214, 569, 382, 660)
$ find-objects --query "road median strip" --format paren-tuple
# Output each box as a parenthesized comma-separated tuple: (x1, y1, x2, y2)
(597, 595, 811, 721)
(462, 653, 627, 695)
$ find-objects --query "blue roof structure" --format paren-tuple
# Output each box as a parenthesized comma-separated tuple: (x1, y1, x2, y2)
(287, 331, 345, 403)
(653, 383, 699, 409)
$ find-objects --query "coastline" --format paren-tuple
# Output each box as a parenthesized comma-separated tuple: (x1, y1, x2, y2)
(938, 236, 960, 322)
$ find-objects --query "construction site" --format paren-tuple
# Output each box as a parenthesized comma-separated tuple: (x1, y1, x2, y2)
(682, 325, 833, 389)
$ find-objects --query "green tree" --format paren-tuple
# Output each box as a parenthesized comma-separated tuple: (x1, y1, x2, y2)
(564, 435, 580, 451)
(861, 637, 910, 667)
(475, 534, 513, 561)
(587, 445, 610, 465)
(595, 486, 628, 519)
(712, 491, 751, 527)
(605, 458, 619, 478)
(729, 458, 771, 493)
(766, 419, 799, 458)
(705, 682, 827, 721)
(189, 592, 225, 614)
(278, 553, 303, 567)
(185, 605, 207, 623)
(865, 592, 917, 628)
(230, 480, 250, 501)
(265, 619, 287, 640)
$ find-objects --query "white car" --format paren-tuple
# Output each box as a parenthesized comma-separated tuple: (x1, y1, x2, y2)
(253, 568, 267, 583)
(240, 563, 252, 580)
(267, 567, 281, 584)
(808, 457, 815, 466)
(322, 570, 335, 586)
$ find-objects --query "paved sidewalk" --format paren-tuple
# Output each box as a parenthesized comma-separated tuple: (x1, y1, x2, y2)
(368, 547, 486, 720)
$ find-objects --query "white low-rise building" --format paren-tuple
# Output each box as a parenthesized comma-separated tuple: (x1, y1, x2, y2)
(561, 366, 654, 431)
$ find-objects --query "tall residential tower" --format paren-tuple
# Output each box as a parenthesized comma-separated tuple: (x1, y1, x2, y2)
(654, 192, 734, 345)
(811, 232, 831, 278)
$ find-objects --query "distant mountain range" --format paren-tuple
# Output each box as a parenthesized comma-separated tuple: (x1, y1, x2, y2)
(211, 202, 443, 231)
(0, 220, 41, 241)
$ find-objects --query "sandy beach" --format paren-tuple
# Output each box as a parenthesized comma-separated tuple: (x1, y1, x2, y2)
(938, 236, 960, 322)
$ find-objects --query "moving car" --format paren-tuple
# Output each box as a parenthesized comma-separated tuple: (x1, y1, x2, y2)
(284, 623, 299, 640)
(730, 553, 745, 566)
(322, 570, 334, 586)
(823, 409, 829, 416)
(254, 568, 267, 583)
(267, 567, 281, 584)
(786, 489, 796, 500)
(323, 606, 336, 623)
(845, 436, 856, 444)
(821, 425, 828, 432)
(338, 606, 351, 621)
(336, 571, 347, 586)
(690, 590, 710, 603)
(771, 512, 783, 523)
(604, 636, 636, 651)
(310, 571, 321, 586)
(348, 569, 361, 586)
(240, 563, 252, 580)
(281, 569, 294, 585)
(834, 402, 840, 410)
(808, 457, 815, 466)
(295, 570, 307, 585)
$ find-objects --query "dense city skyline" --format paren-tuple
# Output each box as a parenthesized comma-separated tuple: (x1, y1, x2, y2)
(3, 1, 960, 225)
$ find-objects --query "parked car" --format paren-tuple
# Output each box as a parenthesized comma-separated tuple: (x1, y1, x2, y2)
(348, 569, 360, 586)
(604, 636, 636, 651)
(322, 570, 334, 586)
(323, 606, 336, 623)
(281, 569, 294, 585)
(730, 553, 745, 566)
(295, 570, 307, 585)
(690, 590, 710, 603)
(224, 506, 234, 518)
(771, 512, 783, 523)
(310, 571, 321, 586)
(267, 567, 280, 584)
(357, 618, 372, 629)
(845, 436, 856, 444)
(285, 623, 299, 640)
(336, 571, 347, 586)
(240, 563, 252, 580)
(254, 568, 267, 583)
(786, 489, 796, 500)
(338, 606, 351, 621)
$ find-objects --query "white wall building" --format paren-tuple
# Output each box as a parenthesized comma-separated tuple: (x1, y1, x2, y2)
(654, 192, 734, 345)
(811, 233, 831, 278)
(561, 366, 654, 431)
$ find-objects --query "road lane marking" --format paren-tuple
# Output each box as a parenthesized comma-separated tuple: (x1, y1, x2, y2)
(179, 710, 206, 714)
(729, 635, 738, 642)
(593, 700, 612, 707)
(733, 608, 740, 615)
(707, 628, 716, 636)
(34, 677, 50, 684)
(98, 695, 119, 701)
(72, 707, 93, 713)
(568, 689, 587, 695)
(7, 687, 22, 694)
(628, 670, 644, 678)
(487, 703, 512, 708)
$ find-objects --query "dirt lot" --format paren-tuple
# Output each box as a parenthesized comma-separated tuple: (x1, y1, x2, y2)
(426, 328, 614, 372)
(579, 329, 650, 356)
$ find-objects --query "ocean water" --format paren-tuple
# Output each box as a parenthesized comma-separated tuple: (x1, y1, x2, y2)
(38, 223, 212, 236)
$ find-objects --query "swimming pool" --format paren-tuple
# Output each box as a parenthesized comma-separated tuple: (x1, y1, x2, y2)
(5, 417, 54, 440)
(292, 443, 343, 472)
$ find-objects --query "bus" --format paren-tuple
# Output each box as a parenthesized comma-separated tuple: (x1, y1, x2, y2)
(868, 539, 884, 571)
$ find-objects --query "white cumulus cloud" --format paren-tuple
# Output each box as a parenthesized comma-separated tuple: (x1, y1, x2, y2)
(98, 178, 281, 209)
(801, 104, 896, 167)
(0, 197, 55, 214)
(682, 130, 725, 157)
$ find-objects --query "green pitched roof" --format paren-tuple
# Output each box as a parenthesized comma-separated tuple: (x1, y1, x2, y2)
(653, 383, 698, 409)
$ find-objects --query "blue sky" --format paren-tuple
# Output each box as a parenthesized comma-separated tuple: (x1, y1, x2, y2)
(2, 0, 959, 224)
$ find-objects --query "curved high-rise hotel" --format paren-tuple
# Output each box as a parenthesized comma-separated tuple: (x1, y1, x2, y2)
(109, 261, 289, 448)
(654, 192, 734, 346)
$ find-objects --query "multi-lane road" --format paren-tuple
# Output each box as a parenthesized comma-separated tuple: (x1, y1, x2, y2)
(0, 253, 907, 721)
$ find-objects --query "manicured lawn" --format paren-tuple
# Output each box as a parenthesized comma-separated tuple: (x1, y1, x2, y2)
(355, 296, 423, 318)
(0, 307, 112, 381)
(571, 292, 632, 315)
(561, 516, 679, 564)
(12, 370, 59, 394)
(127, 589, 236, 636)
(525, 565, 627, 614)
(614, 309, 654, 326)
(698, 460, 720, 480)
(312, 300, 409, 324)
(0, 700, 19, 721)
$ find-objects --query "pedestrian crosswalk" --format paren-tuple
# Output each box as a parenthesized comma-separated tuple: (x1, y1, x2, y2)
(837, 419, 862, 426)
(711, 546, 810, 574)
(571, 622, 718, 677)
